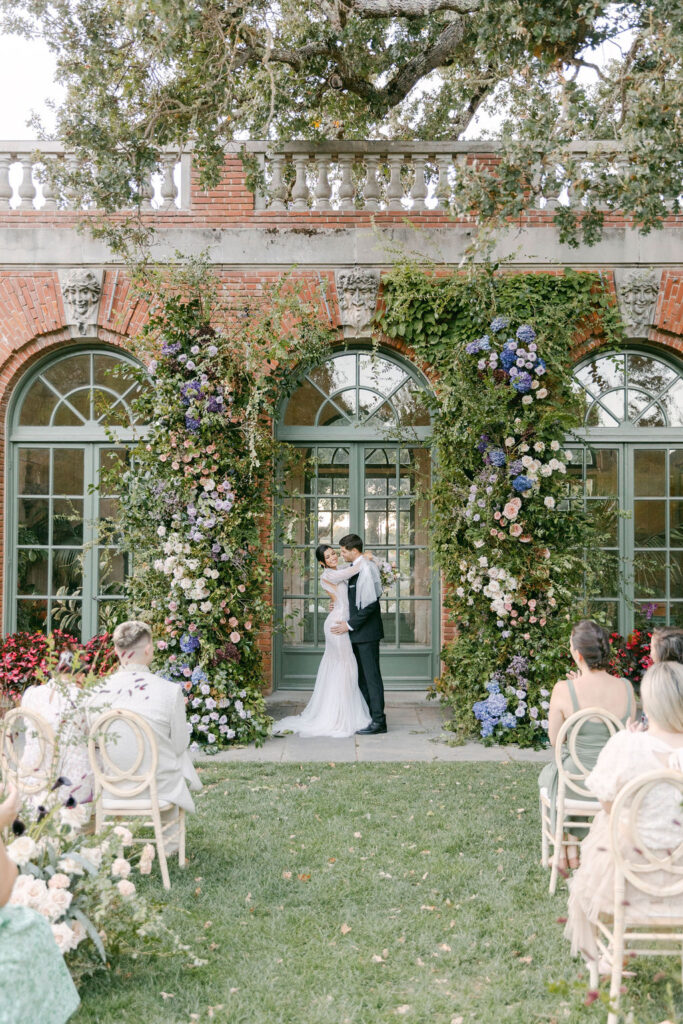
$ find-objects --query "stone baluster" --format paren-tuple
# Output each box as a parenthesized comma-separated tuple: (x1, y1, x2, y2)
(338, 153, 355, 210)
(435, 154, 452, 209)
(39, 160, 58, 211)
(64, 152, 79, 209)
(530, 158, 545, 209)
(363, 154, 380, 210)
(139, 169, 154, 210)
(386, 153, 404, 210)
(268, 153, 287, 210)
(291, 153, 310, 210)
(410, 153, 427, 211)
(17, 154, 37, 209)
(314, 153, 331, 210)
(0, 155, 12, 208)
(160, 155, 178, 208)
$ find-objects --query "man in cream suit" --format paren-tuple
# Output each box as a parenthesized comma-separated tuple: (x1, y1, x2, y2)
(94, 621, 201, 815)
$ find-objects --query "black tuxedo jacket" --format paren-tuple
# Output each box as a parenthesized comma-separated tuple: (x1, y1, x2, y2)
(347, 573, 384, 644)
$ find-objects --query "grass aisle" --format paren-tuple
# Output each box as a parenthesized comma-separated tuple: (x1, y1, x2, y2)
(75, 762, 683, 1024)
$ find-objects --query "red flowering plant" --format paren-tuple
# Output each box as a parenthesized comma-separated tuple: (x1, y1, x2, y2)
(607, 628, 653, 694)
(0, 630, 116, 704)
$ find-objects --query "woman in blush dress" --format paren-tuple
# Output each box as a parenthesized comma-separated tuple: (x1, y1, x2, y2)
(272, 545, 372, 738)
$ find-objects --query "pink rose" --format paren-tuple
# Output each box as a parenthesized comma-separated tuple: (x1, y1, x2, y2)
(540, 618, 547, 625)
(528, 599, 536, 610)
(510, 610, 518, 618)
(490, 529, 497, 536)
(169, 601, 178, 611)
(172, 461, 180, 470)
(237, 585, 246, 594)
(244, 621, 252, 630)
(504, 602, 512, 612)
(529, 616, 537, 623)
(228, 617, 238, 628)
(230, 631, 241, 643)
(520, 535, 532, 543)
(157, 640, 168, 650)
(189, 622, 197, 632)
(510, 523, 523, 537)
(494, 511, 501, 521)
(159, 454, 167, 462)
(523, 633, 530, 640)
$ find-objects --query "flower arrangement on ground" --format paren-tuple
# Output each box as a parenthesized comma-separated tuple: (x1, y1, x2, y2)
(108, 266, 334, 750)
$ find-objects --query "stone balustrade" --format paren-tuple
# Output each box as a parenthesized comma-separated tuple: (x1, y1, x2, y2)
(0, 142, 191, 211)
(0, 138, 631, 215)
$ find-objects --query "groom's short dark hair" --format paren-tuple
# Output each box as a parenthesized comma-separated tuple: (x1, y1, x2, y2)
(340, 533, 363, 552)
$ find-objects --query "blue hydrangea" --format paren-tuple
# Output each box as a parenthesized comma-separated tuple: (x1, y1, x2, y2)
(489, 449, 507, 467)
(485, 679, 500, 694)
(512, 372, 533, 394)
(480, 719, 495, 738)
(500, 713, 517, 729)
(512, 474, 533, 493)
(478, 335, 491, 351)
(185, 414, 201, 432)
(516, 325, 536, 344)
(535, 357, 547, 374)
(180, 634, 201, 653)
(191, 666, 208, 684)
(499, 347, 517, 371)
(465, 340, 482, 354)
(490, 316, 510, 333)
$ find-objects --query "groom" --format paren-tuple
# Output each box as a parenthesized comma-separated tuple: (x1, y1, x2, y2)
(330, 533, 387, 734)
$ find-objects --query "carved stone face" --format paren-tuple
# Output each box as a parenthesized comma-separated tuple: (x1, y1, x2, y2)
(61, 270, 102, 323)
(619, 270, 660, 331)
(337, 268, 379, 334)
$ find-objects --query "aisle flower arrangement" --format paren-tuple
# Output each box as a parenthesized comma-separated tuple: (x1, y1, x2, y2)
(109, 272, 334, 750)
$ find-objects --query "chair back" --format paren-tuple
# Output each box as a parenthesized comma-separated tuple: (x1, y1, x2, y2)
(88, 708, 159, 802)
(555, 706, 625, 799)
(609, 768, 683, 898)
(0, 707, 55, 795)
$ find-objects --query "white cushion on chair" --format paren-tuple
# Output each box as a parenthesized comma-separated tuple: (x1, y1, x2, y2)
(102, 798, 175, 812)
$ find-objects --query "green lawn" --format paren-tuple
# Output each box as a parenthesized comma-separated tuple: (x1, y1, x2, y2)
(74, 762, 683, 1024)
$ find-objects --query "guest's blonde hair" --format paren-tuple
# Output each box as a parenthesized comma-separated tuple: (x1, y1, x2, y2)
(641, 661, 683, 732)
(112, 620, 152, 654)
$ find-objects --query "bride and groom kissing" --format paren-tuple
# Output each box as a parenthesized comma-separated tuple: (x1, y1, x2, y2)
(273, 533, 388, 738)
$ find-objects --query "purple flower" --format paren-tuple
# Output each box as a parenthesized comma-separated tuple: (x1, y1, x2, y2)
(185, 414, 201, 432)
(207, 394, 224, 412)
(512, 372, 533, 394)
(466, 341, 481, 355)
(180, 634, 201, 653)
(499, 347, 517, 371)
(489, 449, 506, 467)
(508, 459, 524, 475)
(512, 475, 533, 493)
(516, 325, 536, 344)
(490, 316, 510, 333)
(476, 434, 490, 454)
(181, 380, 203, 406)
(161, 339, 181, 356)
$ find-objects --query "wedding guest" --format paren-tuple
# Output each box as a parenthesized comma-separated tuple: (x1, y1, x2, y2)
(21, 650, 93, 804)
(565, 660, 683, 965)
(650, 626, 683, 665)
(95, 621, 201, 819)
(0, 783, 80, 1023)
(538, 620, 635, 869)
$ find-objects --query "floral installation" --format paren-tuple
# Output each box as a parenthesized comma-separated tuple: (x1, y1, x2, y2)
(607, 629, 652, 692)
(0, 631, 115, 703)
(429, 316, 608, 747)
(106, 268, 334, 750)
(6, 789, 203, 981)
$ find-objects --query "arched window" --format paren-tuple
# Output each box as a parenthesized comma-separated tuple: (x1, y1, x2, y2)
(570, 348, 683, 633)
(7, 347, 144, 640)
(275, 348, 436, 690)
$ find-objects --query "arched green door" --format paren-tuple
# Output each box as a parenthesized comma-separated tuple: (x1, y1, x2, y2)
(275, 349, 438, 689)
(571, 348, 683, 633)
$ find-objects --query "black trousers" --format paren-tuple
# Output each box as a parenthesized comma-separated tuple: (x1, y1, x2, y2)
(352, 640, 386, 726)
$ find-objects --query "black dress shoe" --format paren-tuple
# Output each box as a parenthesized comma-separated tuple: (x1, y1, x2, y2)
(356, 723, 387, 735)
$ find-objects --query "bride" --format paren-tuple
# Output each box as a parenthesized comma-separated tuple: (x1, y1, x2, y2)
(272, 544, 373, 738)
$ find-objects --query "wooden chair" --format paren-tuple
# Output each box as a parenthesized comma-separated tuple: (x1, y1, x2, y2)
(88, 708, 186, 890)
(540, 706, 624, 894)
(0, 707, 55, 798)
(589, 768, 683, 1024)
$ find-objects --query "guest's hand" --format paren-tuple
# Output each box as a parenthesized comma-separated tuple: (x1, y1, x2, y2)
(0, 784, 21, 830)
(330, 623, 350, 635)
(627, 715, 648, 732)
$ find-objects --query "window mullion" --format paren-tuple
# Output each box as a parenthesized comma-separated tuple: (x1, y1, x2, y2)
(81, 445, 98, 640)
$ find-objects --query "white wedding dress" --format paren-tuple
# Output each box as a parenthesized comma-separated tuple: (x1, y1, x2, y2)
(273, 562, 371, 738)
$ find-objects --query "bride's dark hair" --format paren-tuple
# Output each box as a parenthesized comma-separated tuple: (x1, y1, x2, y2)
(316, 544, 333, 566)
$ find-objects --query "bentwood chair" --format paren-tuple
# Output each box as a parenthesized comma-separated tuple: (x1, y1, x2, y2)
(0, 707, 55, 799)
(589, 768, 683, 1024)
(88, 708, 185, 890)
(540, 707, 624, 893)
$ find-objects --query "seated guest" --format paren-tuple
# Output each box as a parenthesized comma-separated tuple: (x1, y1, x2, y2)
(650, 626, 683, 665)
(0, 783, 80, 1024)
(94, 621, 201, 815)
(538, 620, 635, 869)
(565, 661, 683, 964)
(21, 651, 93, 805)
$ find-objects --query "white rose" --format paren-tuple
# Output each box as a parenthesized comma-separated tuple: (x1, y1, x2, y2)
(157, 525, 166, 537)
(112, 857, 132, 879)
(7, 836, 38, 867)
(519, 443, 530, 453)
(478, 556, 488, 567)
(544, 496, 556, 509)
(504, 437, 515, 447)
(536, 388, 548, 399)
(58, 857, 84, 876)
(113, 826, 133, 846)
(48, 873, 71, 890)
(564, 450, 573, 460)
(550, 440, 560, 451)
(540, 465, 552, 477)
(60, 804, 89, 829)
(43, 888, 73, 919)
(531, 380, 539, 389)
(51, 922, 79, 954)
(153, 559, 164, 571)
(521, 455, 533, 468)
(71, 920, 87, 947)
(80, 846, 103, 870)
(116, 879, 136, 898)
(201, 479, 215, 491)
(180, 578, 192, 590)
(455, 587, 465, 598)
(473, 539, 485, 548)
(522, 395, 533, 404)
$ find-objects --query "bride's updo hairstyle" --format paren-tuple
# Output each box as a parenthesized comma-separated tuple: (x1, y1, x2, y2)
(641, 661, 683, 732)
(316, 544, 332, 566)
(570, 619, 611, 670)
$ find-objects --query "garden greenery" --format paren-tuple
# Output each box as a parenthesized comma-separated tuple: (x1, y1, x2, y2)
(109, 267, 334, 750)
(377, 263, 623, 746)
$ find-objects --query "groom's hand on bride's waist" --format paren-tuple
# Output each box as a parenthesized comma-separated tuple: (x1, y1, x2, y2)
(330, 622, 350, 634)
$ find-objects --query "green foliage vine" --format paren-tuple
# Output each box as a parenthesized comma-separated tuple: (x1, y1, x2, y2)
(376, 263, 623, 746)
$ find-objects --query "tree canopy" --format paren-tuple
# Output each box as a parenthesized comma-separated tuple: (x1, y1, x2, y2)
(2, 0, 681, 244)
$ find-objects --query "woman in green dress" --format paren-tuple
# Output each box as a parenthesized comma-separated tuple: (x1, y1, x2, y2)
(538, 620, 636, 872)
(0, 784, 80, 1024)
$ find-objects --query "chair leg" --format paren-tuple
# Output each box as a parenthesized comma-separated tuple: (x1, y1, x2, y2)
(550, 816, 564, 895)
(178, 808, 186, 868)
(607, 914, 625, 1024)
(588, 958, 599, 990)
(152, 805, 171, 890)
(540, 797, 550, 869)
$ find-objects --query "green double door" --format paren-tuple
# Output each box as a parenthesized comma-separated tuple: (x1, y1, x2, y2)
(275, 442, 438, 689)
(568, 442, 683, 633)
